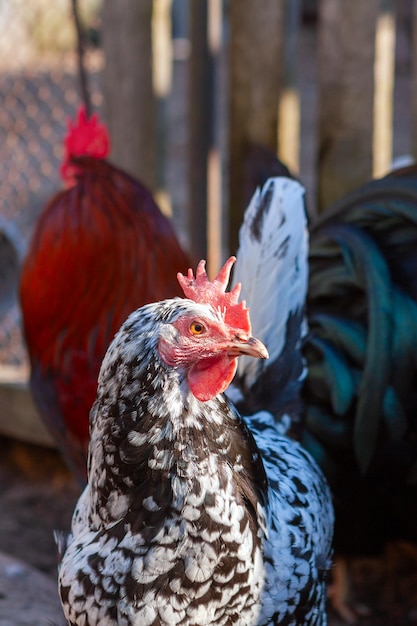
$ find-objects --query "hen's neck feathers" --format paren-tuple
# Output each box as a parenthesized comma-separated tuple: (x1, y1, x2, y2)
(86, 299, 267, 531)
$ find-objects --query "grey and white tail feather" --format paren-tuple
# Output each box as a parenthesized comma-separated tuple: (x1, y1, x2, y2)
(227, 177, 309, 432)
(54, 529, 71, 563)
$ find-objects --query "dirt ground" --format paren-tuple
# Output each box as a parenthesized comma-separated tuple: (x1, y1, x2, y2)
(0, 435, 416, 626)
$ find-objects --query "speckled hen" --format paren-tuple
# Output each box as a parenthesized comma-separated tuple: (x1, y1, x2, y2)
(58, 179, 333, 625)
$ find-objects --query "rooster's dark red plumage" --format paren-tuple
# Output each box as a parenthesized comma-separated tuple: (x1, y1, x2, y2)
(19, 107, 190, 482)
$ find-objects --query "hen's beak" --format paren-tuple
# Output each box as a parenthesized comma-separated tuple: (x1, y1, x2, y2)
(228, 335, 269, 360)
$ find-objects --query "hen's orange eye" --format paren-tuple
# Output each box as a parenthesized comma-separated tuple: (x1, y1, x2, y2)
(190, 321, 205, 335)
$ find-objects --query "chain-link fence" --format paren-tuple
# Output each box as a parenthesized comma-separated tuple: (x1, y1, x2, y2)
(0, 0, 103, 369)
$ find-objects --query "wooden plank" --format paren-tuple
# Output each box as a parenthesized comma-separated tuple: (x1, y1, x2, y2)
(206, 0, 223, 276)
(373, 0, 396, 177)
(317, 0, 379, 210)
(228, 0, 284, 254)
(411, 0, 417, 156)
(278, 0, 302, 175)
(0, 367, 54, 448)
(187, 0, 211, 264)
(153, 0, 173, 217)
(101, 0, 156, 188)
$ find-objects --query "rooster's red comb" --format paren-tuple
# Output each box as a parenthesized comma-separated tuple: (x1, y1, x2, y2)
(60, 106, 110, 183)
(177, 257, 251, 333)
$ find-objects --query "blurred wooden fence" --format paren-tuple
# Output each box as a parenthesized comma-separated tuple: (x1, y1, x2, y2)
(100, 0, 415, 273)
(0, 0, 414, 276)
(0, 0, 413, 440)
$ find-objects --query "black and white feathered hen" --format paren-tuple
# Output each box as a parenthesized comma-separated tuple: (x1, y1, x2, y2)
(58, 179, 334, 625)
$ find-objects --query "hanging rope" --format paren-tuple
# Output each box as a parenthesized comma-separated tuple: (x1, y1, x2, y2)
(71, 0, 92, 117)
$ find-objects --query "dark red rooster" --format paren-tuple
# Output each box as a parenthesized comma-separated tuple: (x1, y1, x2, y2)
(19, 106, 190, 483)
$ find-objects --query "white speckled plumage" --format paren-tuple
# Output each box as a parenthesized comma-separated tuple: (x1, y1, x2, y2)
(231, 177, 309, 392)
(58, 178, 334, 626)
(227, 178, 310, 435)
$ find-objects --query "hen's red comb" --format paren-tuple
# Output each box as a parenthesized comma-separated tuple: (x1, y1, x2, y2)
(60, 106, 110, 183)
(177, 257, 251, 333)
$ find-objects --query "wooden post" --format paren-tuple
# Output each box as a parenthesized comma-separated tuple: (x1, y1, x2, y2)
(101, 0, 156, 190)
(228, 0, 284, 255)
(278, 0, 302, 175)
(153, 0, 173, 216)
(187, 0, 212, 264)
(373, 0, 396, 178)
(317, 0, 379, 211)
(412, 0, 417, 158)
(206, 0, 223, 276)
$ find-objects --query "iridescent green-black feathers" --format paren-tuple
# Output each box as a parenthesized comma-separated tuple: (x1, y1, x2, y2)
(304, 168, 417, 551)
